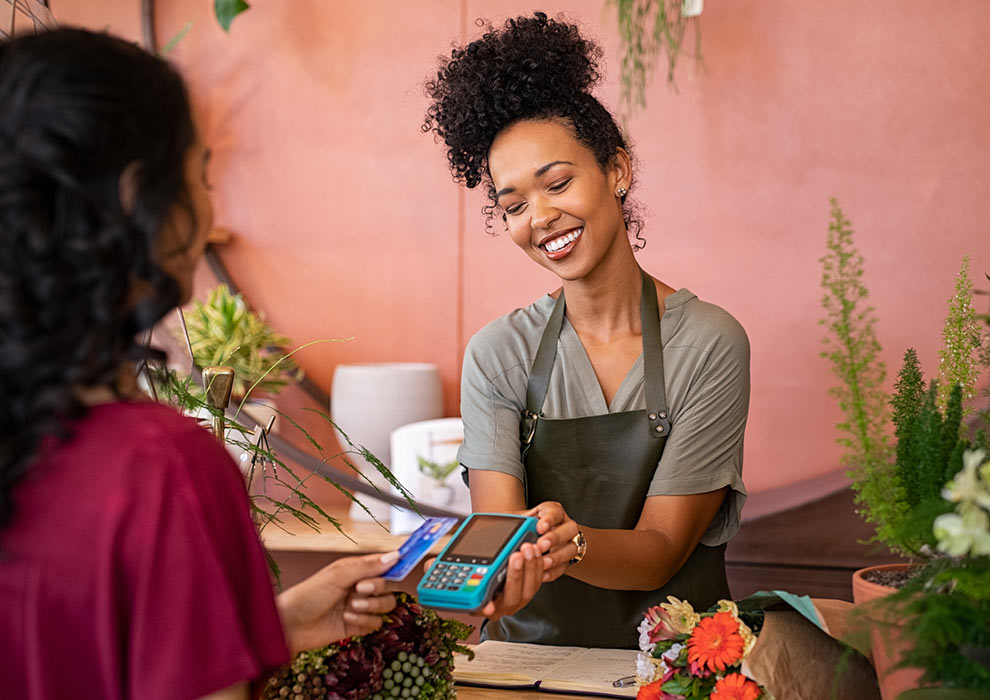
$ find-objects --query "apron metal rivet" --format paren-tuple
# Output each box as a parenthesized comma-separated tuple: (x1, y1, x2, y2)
(655, 425, 664, 433)
(648, 413, 657, 420)
(659, 412, 667, 419)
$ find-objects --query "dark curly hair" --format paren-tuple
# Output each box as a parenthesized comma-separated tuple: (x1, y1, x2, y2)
(0, 28, 197, 529)
(423, 12, 643, 246)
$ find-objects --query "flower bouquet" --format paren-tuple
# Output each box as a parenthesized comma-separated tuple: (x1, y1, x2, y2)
(262, 593, 473, 700)
(634, 597, 771, 700)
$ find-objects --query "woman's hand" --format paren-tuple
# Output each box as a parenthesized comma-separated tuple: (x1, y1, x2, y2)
(479, 500, 581, 620)
(527, 501, 581, 583)
(479, 540, 545, 620)
(277, 551, 399, 655)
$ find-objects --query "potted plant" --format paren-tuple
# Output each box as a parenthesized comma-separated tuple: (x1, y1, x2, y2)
(820, 199, 990, 697)
(181, 283, 303, 425)
(609, 0, 705, 112)
(417, 456, 460, 506)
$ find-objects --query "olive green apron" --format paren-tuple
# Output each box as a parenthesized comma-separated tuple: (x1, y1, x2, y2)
(484, 269, 730, 648)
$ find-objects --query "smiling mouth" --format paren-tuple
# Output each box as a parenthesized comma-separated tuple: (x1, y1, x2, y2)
(540, 228, 583, 253)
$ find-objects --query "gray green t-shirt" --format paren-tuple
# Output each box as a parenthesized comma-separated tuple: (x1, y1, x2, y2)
(456, 288, 749, 546)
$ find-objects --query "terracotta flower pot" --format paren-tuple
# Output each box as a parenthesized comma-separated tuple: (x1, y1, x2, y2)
(852, 564, 925, 700)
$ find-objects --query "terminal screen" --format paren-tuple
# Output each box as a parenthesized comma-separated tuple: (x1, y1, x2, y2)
(443, 515, 523, 563)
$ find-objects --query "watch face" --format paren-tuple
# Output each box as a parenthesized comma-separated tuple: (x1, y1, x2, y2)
(570, 532, 586, 564)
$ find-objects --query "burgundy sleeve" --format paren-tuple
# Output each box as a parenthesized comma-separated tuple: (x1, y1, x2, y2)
(119, 416, 289, 700)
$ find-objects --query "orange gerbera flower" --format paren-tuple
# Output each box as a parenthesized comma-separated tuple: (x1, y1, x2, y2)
(686, 611, 746, 673)
(636, 680, 682, 700)
(711, 672, 762, 700)
(636, 680, 663, 700)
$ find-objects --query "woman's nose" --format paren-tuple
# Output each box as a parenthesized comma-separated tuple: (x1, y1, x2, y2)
(529, 197, 560, 231)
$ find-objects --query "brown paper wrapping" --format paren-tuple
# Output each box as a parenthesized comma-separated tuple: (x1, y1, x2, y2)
(743, 602, 880, 700)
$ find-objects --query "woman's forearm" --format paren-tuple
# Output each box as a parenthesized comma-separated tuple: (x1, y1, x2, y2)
(565, 526, 684, 591)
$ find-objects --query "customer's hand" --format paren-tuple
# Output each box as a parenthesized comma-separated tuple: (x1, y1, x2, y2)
(277, 551, 399, 654)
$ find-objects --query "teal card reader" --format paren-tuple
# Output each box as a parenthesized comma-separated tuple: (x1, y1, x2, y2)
(417, 513, 540, 613)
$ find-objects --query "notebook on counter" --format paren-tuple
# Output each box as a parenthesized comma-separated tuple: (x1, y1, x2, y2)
(452, 640, 639, 698)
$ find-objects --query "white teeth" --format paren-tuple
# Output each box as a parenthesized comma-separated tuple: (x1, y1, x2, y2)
(543, 228, 582, 253)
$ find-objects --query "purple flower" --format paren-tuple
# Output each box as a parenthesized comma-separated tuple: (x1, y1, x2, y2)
(323, 644, 384, 700)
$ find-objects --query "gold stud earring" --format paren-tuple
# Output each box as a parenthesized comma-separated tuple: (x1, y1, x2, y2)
(616, 186, 628, 198)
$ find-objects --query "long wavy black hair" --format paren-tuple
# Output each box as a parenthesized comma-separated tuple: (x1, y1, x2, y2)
(423, 12, 644, 246)
(0, 28, 197, 529)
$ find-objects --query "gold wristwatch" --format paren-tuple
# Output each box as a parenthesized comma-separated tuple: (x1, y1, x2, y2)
(569, 530, 587, 565)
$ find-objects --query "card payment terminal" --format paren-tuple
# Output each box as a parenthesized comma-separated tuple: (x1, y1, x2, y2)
(417, 513, 539, 613)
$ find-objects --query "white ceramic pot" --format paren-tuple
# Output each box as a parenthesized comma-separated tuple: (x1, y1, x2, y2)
(683, 0, 704, 18)
(331, 363, 444, 522)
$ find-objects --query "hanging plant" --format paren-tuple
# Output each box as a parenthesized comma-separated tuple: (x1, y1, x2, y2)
(608, 0, 705, 112)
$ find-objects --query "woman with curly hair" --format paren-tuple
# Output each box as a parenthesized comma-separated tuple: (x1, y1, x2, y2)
(0, 29, 398, 699)
(424, 12, 750, 648)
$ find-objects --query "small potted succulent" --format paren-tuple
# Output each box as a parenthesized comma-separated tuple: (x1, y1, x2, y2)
(182, 283, 303, 402)
(417, 456, 460, 506)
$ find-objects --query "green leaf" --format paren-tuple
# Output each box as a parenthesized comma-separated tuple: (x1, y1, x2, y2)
(661, 677, 693, 694)
(215, 0, 250, 33)
(159, 21, 193, 55)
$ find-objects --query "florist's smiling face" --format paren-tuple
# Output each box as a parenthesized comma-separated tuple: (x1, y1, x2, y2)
(488, 118, 630, 282)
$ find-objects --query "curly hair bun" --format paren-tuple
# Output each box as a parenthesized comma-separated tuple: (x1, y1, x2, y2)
(425, 12, 608, 189)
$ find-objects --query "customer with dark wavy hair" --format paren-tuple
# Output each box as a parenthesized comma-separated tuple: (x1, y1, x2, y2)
(0, 28, 398, 700)
(424, 12, 750, 648)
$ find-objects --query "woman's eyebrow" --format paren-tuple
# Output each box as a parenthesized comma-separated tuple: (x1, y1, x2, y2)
(496, 160, 575, 199)
(534, 160, 573, 177)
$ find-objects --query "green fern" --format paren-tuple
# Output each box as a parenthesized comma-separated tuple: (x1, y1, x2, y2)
(819, 199, 895, 540)
(886, 557, 990, 690)
(937, 255, 983, 420)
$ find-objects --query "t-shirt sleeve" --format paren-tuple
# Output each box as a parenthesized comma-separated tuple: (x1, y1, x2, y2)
(456, 330, 528, 484)
(648, 313, 750, 546)
(120, 418, 289, 700)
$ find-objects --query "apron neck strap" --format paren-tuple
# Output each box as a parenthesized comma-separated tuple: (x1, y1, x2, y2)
(525, 269, 671, 437)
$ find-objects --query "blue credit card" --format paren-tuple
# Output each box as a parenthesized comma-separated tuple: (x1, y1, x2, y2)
(382, 516, 459, 581)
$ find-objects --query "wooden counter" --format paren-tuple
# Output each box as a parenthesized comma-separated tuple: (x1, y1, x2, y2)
(456, 688, 593, 699)
(259, 506, 439, 553)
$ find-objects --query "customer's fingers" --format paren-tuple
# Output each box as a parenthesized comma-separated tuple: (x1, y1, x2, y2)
(349, 593, 397, 614)
(342, 610, 389, 635)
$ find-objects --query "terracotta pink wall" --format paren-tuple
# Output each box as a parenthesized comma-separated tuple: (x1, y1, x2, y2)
(58, 1, 990, 494)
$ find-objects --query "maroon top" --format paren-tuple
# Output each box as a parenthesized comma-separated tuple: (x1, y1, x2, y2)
(0, 401, 289, 699)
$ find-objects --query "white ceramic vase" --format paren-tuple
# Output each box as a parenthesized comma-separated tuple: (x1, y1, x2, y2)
(683, 0, 704, 17)
(331, 363, 444, 522)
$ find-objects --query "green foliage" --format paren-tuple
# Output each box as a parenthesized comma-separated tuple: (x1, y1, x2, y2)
(153, 365, 419, 583)
(882, 364, 967, 555)
(938, 256, 983, 420)
(819, 198, 895, 538)
(182, 284, 302, 399)
(417, 456, 459, 484)
(214, 0, 250, 32)
(896, 348, 925, 540)
(884, 557, 990, 690)
(608, 0, 703, 112)
(159, 22, 193, 56)
(975, 272, 990, 446)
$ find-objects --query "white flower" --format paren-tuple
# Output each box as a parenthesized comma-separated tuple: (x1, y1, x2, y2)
(942, 449, 986, 504)
(935, 450, 990, 557)
(637, 626, 653, 653)
(636, 651, 660, 683)
(935, 505, 990, 557)
(662, 642, 684, 664)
